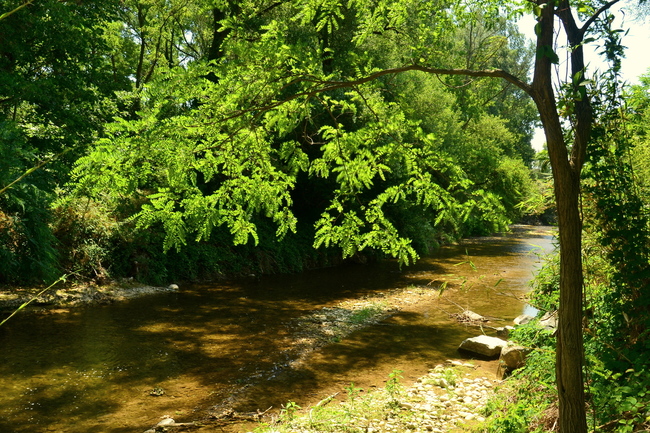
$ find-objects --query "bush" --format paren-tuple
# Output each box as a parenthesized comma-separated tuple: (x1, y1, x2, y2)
(52, 198, 123, 282)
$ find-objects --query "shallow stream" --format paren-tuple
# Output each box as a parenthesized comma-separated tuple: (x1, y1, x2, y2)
(0, 225, 554, 433)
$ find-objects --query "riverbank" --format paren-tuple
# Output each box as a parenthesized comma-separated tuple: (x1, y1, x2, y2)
(155, 360, 502, 433)
(0, 279, 179, 311)
(0, 225, 552, 314)
(253, 361, 500, 433)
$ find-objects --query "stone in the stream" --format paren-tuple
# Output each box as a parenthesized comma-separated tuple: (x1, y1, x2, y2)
(496, 326, 515, 339)
(458, 335, 507, 358)
(460, 310, 486, 322)
(157, 417, 176, 426)
(513, 314, 534, 325)
(168, 283, 179, 290)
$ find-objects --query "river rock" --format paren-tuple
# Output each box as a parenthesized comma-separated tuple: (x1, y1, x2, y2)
(513, 314, 534, 325)
(496, 326, 515, 339)
(460, 310, 486, 322)
(157, 417, 176, 426)
(539, 311, 558, 330)
(499, 344, 531, 370)
(458, 335, 507, 358)
(168, 284, 179, 290)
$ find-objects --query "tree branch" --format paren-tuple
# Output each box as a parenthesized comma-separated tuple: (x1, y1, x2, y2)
(580, 0, 622, 35)
(216, 65, 532, 125)
(0, 148, 71, 196)
(320, 66, 533, 97)
(0, 0, 34, 21)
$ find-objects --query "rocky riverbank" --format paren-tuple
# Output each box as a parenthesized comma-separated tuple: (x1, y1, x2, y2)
(233, 360, 500, 433)
(0, 280, 179, 311)
(150, 361, 501, 433)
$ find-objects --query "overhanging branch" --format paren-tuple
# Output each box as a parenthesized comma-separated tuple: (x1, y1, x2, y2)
(0, 0, 35, 21)
(579, 0, 622, 35)
(320, 65, 533, 96)
(218, 65, 532, 124)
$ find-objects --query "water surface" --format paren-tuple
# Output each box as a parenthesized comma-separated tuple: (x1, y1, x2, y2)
(0, 225, 554, 432)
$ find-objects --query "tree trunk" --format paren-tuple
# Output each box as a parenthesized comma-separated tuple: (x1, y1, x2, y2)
(553, 159, 588, 433)
(533, 85, 587, 433)
(535, 85, 589, 433)
(531, 2, 588, 432)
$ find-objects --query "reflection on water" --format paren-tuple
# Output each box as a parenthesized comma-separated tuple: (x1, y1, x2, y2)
(0, 226, 554, 433)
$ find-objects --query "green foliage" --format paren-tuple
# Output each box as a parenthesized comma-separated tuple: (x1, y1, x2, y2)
(385, 369, 404, 404)
(68, 7, 528, 268)
(3, 0, 539, 285)
(528, 249, 560, 313)
(0, 122, 58, 283)
(0, 0, 124, 284)
(52, 198, 123, 282)
(349, 304, 386, 325)
(488, 156, 537, 221)
(582, 85, 650, 366)
(588, 363, 650, 432)
(516, 152, 555, 225)
(279, 400, 302, 423)
(436, 367, 457, 388)
(481, 349, 556, 433)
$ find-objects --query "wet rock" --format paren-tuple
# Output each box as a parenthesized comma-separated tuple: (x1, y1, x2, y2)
(458, 335, 507, 358)
(456, 310, 487, 322)
(496, 326, 515, 339)
(447, 360, 475, 368)
(168, 284, 179, 290)
(513, 314, 534, 325)
(157, 417, 176, 426)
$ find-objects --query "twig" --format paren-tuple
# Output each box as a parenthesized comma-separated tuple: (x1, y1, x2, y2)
(0, 0, 35, 21)
(314, 392, 340, 408)
(0, 274, 69, 327)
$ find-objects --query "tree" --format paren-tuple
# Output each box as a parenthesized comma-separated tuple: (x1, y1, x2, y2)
(292, 2, 645, 430)
(0, 0, 122, 282)
(69, 0, 525, 264)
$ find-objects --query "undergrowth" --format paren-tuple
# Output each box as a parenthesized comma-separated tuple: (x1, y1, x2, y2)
(254, 370, 406, 433)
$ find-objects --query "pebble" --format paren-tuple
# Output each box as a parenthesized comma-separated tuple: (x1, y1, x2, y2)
(371, 364, 497, 432)
(245, 364, 497, 433)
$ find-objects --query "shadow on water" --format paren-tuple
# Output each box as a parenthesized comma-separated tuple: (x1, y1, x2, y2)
(0, 225, 555, 433)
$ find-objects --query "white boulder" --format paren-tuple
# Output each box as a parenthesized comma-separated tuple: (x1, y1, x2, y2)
(458, 335, 507, 358)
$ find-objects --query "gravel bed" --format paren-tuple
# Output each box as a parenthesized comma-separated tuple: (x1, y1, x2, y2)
(389, 362, 497, 432)
(252, 361, 499, 433)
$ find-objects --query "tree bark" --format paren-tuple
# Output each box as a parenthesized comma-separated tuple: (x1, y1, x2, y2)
(552, 151, 587, 433)
(531, 2, 589, 432)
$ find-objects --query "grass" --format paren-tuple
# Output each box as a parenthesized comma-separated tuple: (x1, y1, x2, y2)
(253, 371, 407, 433)
(348, 304, 387, 325)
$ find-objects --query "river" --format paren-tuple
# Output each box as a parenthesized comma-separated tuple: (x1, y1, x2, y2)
(0, 225, 554, 433)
